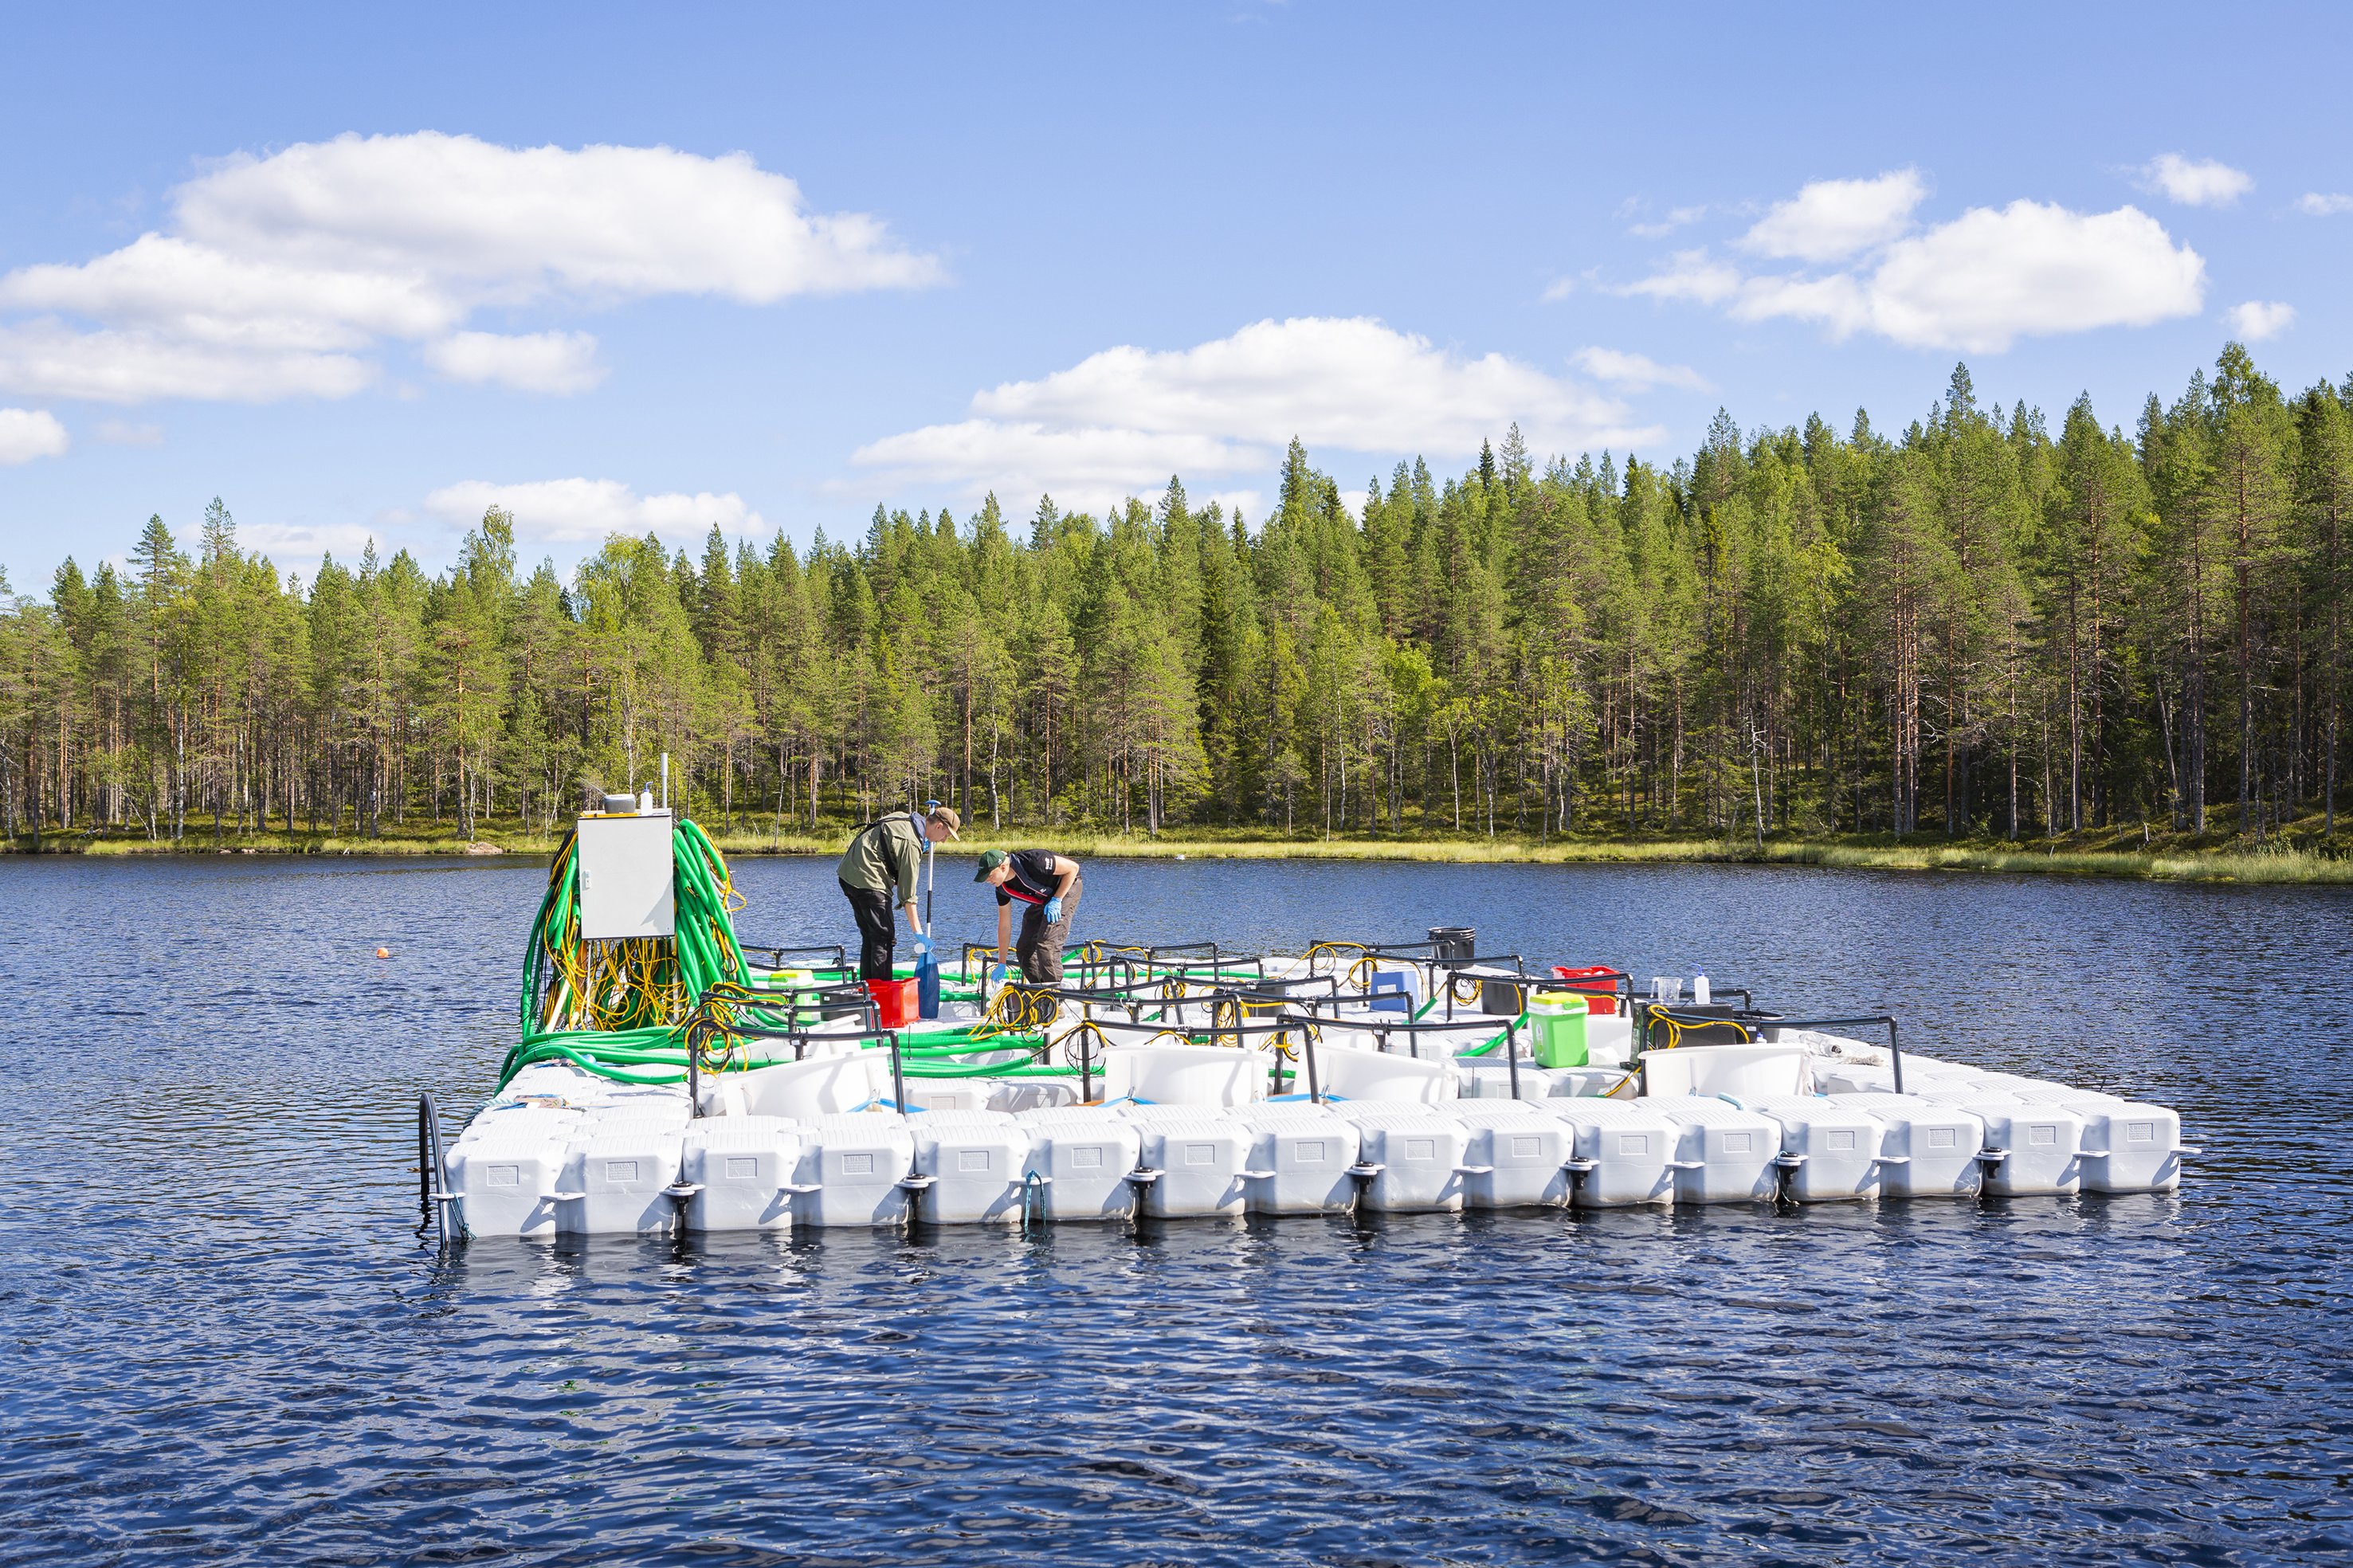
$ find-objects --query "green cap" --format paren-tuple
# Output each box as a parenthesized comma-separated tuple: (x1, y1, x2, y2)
(973, 849, 1008, 882)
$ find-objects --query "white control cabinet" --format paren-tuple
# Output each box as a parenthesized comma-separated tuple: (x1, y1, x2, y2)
(575, 810, 676, 939)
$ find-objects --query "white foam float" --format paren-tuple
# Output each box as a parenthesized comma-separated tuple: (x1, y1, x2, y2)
(450, 1009, 2190, 1237)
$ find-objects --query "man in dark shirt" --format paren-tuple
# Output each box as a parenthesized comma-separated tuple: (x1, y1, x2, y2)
(974, 848, 1082, 985)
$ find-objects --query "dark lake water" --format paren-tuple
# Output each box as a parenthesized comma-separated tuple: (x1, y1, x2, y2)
(3, 851, 2351, 1566)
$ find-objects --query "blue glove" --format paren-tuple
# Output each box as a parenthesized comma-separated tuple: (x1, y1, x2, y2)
(1042, 896, 1064, 925)
(912, 931, 933, 955)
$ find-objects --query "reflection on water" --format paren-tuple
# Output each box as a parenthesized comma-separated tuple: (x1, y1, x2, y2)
(2, 853, 2349, 1565)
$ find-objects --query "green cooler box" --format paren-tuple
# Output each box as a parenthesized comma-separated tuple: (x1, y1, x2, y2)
(1529, 993, 1589, 1067)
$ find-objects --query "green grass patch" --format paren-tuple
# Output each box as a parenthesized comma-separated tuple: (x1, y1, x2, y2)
(22, 812, 2353, 884)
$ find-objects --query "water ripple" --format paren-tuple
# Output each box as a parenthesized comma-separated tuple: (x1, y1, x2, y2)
(2, 854, 2351, 1565)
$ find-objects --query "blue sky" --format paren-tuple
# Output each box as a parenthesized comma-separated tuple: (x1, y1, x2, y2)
(1, 2, 2347, 587)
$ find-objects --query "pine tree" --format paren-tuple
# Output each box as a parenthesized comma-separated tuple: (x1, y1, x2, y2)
(7, 350, 2352, 851)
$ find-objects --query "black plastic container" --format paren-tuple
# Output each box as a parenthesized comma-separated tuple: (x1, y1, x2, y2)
(1641, 1004, 1783, 1046)
(1427, 926, 1476, 962)
(1480, 976, 1528, 1016)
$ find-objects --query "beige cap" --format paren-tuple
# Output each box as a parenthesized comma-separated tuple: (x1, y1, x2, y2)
(927, 805, 962, 839)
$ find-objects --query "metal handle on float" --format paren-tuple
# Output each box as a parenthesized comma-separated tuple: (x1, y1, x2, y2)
(416, 1092, 465, 1245)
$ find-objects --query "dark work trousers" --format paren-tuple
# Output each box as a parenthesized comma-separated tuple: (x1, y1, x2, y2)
(841, 879, 899, 981)
(1014, 878, 1081, 984)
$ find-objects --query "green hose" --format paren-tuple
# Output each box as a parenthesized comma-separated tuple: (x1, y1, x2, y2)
(500, 817, 1084, 1096)
(1453, 1011, 1530, 1059)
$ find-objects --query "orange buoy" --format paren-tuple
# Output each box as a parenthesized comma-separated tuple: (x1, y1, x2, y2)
(375, 947, 390, 959)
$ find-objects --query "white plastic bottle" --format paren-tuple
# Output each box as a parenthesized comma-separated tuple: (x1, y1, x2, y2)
(1693, 971, 1712, 1005)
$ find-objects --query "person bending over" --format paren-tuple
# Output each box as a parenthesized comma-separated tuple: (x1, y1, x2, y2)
(975, 848, 1082, 985)
(837, 806, 960, 981)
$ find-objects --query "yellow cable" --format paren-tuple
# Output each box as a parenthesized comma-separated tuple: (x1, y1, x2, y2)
(1305, 940, 1368, 979)
(1641, 1002, 1750, 1050)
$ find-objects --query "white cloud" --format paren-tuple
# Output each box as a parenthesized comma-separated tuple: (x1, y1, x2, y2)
(1850, 202, 2203, 350)
(1739, 171, 1925, 261)
(0, 320, 375, 402)
(237, 519, 393, 572)
(1204, 490, 1266, 525)
(423, 330, 604, 394)
(1, 233, 458, 349)
(0, 131, 940, 404)
(2225, 300, 2296, 341)
(1620, 249, 1744, 306)
(177, 134, 942, 300)
(2137, 154, 2253, 208)
(2297, 193, 2353, 216)
(0, 407, 69, 465)
(1732, 272, 1872, 335)
(95, 419, 164, 446)
(1540, 277, 1576, 302)
(1629, 205, 1708, 240)
(1628, 187, 2206, 353)
(856, 423, 1254, 496)
(1571, 347, 1713, 393)
(423, 477, 763, 545)
(851, 316, 1665, 508)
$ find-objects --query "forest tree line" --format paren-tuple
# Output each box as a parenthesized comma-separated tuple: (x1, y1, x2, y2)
(2, 346, 2348, 848)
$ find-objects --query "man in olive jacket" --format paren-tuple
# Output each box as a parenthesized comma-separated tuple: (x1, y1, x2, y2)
(837, 805, 960, 981)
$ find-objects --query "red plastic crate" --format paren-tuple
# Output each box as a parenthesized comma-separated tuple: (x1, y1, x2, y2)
(1551, 966, 1625, 1013)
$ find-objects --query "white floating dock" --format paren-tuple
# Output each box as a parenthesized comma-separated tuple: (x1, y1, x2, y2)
(444, 954, 2195, 1238)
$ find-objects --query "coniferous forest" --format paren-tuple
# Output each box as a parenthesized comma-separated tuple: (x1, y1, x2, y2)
(5, 347, 2350, 851)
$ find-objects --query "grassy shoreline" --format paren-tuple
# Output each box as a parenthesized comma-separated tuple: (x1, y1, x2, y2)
(17, 817, 2353, 884)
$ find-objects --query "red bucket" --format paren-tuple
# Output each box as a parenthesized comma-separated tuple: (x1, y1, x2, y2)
(1551, 965, 1625, 1013)
(866, 978, 917, 1029)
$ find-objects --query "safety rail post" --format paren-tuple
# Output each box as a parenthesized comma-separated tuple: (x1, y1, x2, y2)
(1715, 1012, 1903, 1094)
(888, 1029, 908, 1115)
